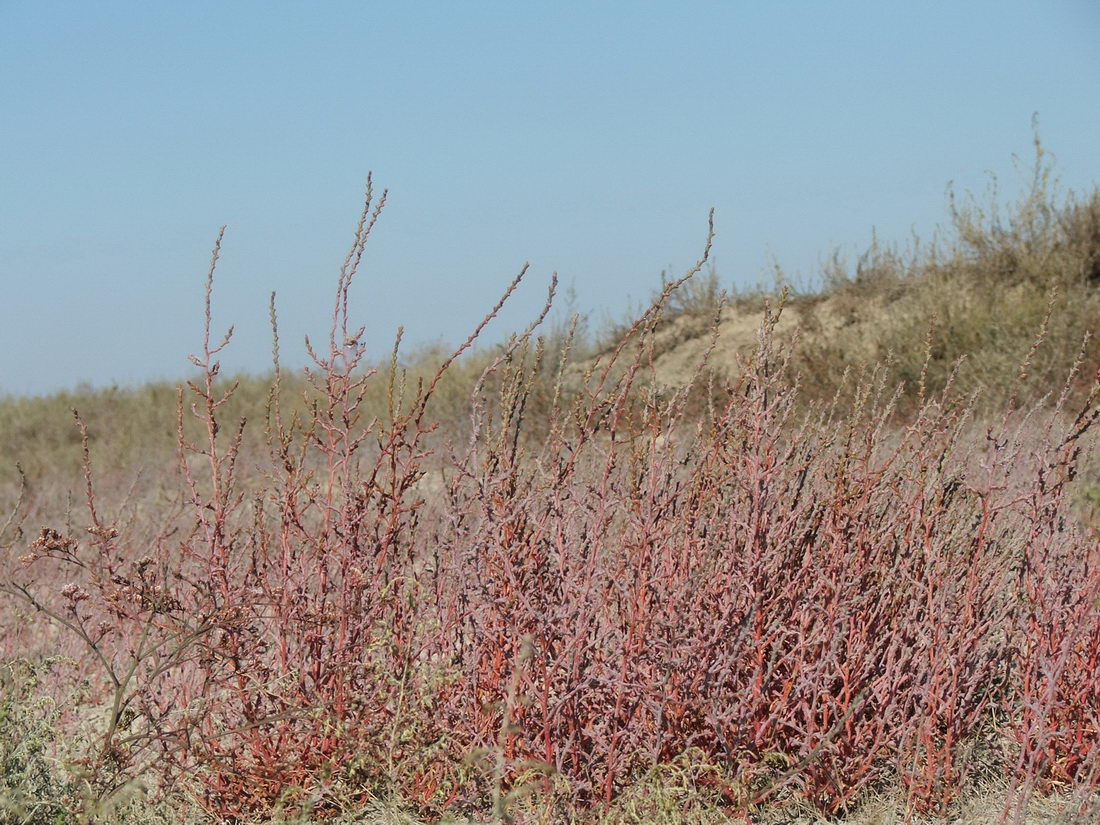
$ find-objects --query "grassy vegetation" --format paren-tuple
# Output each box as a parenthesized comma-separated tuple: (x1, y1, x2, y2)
(3, 148, 1100, 824)
(793, 139, 1100, 414)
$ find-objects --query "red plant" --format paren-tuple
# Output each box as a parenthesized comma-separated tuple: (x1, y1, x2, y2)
(7, 190, 1100, 822)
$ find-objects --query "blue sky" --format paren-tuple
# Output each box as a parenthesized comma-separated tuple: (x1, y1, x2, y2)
(2, 1, 1099, 396)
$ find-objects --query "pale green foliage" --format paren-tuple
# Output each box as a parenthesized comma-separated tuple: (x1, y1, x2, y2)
(0, 660, 71, 824)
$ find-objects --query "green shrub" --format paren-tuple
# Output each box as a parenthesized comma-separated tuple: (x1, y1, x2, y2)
(0, 659, 71, 825)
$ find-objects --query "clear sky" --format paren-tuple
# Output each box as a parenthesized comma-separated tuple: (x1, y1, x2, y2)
(2, 1, 1099, 396)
